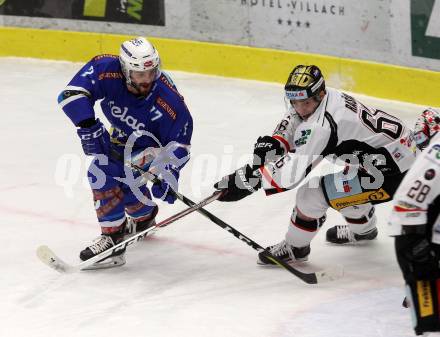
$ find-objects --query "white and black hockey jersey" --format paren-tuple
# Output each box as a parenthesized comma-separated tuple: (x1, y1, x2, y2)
(260, 87, 417, 194)
(388, 132, 440, 243)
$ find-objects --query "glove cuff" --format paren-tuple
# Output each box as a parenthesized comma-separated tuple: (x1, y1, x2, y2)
(272, 135, 290, 152)
(240, 164, 261, 193)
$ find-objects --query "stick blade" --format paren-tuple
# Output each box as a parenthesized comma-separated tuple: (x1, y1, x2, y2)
(36, 245, 76, 273)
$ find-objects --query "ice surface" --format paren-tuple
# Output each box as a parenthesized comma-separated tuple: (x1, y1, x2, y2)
(0, 58, 429, 337)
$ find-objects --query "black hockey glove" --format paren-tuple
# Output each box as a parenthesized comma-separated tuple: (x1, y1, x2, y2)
(214, 164, 261, 202)
(76, 118, 110, 156)
(395, 235, 440, 282)
(252, 136, 284, 168)
(395, 235, 440, 335)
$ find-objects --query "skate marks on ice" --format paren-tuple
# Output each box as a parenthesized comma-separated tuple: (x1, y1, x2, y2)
(275, 287, 414, 337)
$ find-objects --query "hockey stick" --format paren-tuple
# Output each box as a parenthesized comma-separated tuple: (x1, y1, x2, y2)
(36, 191, 222, 273)
(129, 163, 343, 284)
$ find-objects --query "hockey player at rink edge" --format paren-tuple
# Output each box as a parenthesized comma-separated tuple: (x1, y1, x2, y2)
(389, 108, 440, 336)
(58, 37, 193, 269)
(214, 64, 416, 266)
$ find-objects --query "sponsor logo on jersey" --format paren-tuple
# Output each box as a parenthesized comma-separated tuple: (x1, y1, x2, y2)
(156, 97, 177, 120)
(391, 147, 404, 161)
(108, 101, 146, 135)
(159, 74, 184, 98)
(424, 168, 436, 180)
(342, 181, 351, 193)
(98, 72, 124, 80)
(400, 133, 415, 149)
(330, 189, 390, 210)
(93, 54, 119, 61)
(294, 129, 311, 147)
(368, 190, 389, 201)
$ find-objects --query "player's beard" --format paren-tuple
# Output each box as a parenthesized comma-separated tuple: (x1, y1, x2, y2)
(127, 82, 153, 97)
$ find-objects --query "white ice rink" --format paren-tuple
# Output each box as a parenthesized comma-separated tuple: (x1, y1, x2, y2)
(0, 58, 428, 337)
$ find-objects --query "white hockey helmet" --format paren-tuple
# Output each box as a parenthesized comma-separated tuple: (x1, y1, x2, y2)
(119, 37, 160, 85)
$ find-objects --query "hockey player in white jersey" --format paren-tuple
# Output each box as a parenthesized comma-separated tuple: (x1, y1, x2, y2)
(389, 108, 440, 336)
(214, 64, 416, 265)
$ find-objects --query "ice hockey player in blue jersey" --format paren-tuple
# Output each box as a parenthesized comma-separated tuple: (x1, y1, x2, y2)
(58, 37, 193, 268)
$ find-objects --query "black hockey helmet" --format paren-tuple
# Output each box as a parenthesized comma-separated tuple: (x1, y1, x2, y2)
(284, 65, 325, 101)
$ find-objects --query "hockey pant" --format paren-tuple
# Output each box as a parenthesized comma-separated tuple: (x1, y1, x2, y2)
(87, 154, 157, 234)
(285, 169, 405, 248)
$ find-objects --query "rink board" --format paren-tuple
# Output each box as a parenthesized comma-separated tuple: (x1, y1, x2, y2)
(1, 26, 439, 107)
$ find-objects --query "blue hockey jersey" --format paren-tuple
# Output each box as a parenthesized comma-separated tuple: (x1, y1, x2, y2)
(58, 55, 193, 151)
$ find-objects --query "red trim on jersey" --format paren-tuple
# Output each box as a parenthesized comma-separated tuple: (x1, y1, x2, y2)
(159, 75, 183, 98)
(290, 218, 317, 232)
(272, 135, 291, 152)
(260, 166, 283, 193)
(393, 205, 426, 213)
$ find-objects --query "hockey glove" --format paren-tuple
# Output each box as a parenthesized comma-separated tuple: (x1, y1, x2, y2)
(252, 136, 284, 168)
(76, 118, 110, 156)
(395, 235, 440, 335)
(414, 108, 440, 151)
(395, 235, 440, 282)
(214, 164, 261, 202)
(152, 168, 179, 204)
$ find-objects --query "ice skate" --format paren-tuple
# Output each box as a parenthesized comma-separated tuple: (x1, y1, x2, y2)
(125, 206, 159, 238)
(257, 240, 310, 265)
(326, 225, 378, 244)
(80, 229, 126, 270)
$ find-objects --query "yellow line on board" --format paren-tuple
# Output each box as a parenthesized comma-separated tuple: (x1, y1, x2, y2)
(0, 27, 439, 106)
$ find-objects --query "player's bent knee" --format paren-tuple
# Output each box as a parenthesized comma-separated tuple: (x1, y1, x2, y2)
(291, 209, 326, 233)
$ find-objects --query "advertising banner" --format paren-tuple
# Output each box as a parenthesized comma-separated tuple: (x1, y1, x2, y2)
(0, 0, 165, 26)
(411, 0, 440, 60)
(1, 0, 440, 71)
(190, 0, 391, 60)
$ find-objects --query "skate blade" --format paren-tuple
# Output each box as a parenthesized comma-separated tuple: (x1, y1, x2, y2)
(325, 239, 377, 246)
(256, 257, 308, 267)
(81, 255, 126, 271)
